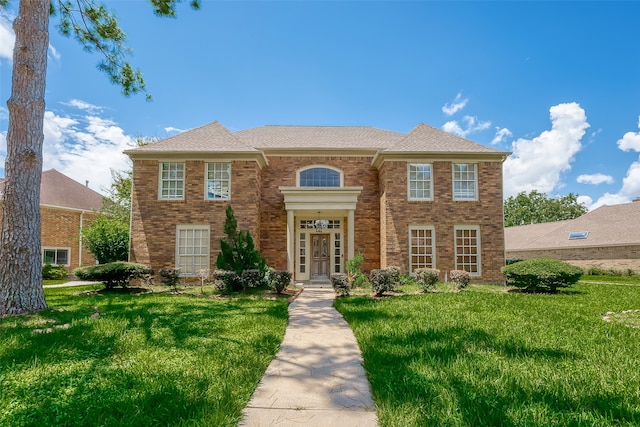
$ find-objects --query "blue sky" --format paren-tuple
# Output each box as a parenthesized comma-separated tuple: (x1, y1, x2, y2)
(1, 1, 640, 209)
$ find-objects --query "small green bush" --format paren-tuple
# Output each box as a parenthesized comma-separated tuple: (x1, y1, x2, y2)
(346, 253, 369, 288)
(269, 270, 292, 294)
(415, 268, 440, 292)
(42, 263, 68, 280)
(159, 268, 181, 290)
(212, 270, 241, 293)
(73, 262, 153, 289)
(242, 269, 265, 290)
(331, 273, 350, 296)
(370, 267, 398, 297)
(450, 269, 471, 291)
(502, 257, 583, 292)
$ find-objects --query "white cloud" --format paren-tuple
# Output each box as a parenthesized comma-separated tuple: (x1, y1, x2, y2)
(0, 10, 15, 61)
(503, 102, 590, 198)
(1, 102, 135, 195)
(576, 173, 614, 185)
(442, 92, 468, 116)
(62, 99, 104, 113)
(491, 127, 512, 145)
(588, 159, 640, 209)
(442, 115, 491, 138)
(164, 126, 185, 133)
(617, 116, 640, 152)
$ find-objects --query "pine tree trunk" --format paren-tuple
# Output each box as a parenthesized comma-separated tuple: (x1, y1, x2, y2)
(0, 0, 50, 315)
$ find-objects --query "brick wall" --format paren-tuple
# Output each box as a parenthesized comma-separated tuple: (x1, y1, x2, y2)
(380, 160, 506, 282)
(130, 159, 261, 272)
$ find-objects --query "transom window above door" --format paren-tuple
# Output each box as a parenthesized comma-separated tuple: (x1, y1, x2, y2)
(298, 166, 343, 187)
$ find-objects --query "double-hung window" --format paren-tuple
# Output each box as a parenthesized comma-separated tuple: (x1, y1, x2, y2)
(42, 248, 69, 266)
(176, 225, 210, 276)
(453, 163, 477, 200)
(454, 225, 481, 276)
(409, 226, 435, 272)
(206, 162, 231, 200)
(159, 162, 185, 200)
(408, 164, 433, 201)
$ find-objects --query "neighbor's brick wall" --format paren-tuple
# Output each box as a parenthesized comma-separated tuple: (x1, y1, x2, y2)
(130, 159, 261, 273)
(507, 245, 640, 272)
(0, 203, 97, 274)
(258, 156, 380, 273)
(380, 160, 506, 282)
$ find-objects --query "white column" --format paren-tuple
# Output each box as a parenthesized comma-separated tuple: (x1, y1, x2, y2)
(348, 209, 355, 260)
(287, 209, 295, 275)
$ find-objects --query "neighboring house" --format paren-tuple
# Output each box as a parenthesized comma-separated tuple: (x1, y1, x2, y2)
(505, 200, 640, 272)
(0, 169, 104, 273)
(125, 121, 510, 282)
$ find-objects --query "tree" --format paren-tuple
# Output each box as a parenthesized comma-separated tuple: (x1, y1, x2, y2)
(82, 215, 129, 264)
(216, 205, 266, 276)
(0, 0, 199, 315)
(504, 190, 588, 227)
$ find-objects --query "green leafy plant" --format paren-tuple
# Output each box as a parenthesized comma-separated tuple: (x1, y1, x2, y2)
(449, 269, 471, 291)
(269, 270, 292, 294)
(159, 268, 181, 291)
(73, 262, 152, 289)
(42, 263, 68, 280)
(346, 252, 368, 288)
(331, 273, 350, 296)
(415, 268, 440, 292)
(216, 205, 267, 279)
(502, 257, 583, 292)
(370, 267, 399, 297)
(82, 215, 130, 263)
(212, 270, 241, 293)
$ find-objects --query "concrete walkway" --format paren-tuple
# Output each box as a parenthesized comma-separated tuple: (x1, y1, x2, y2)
(240, 283, 378, 427)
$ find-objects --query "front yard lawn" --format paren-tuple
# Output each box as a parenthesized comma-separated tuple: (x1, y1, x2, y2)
(0, 285, 289, 427)
(335, 281, 640, 427)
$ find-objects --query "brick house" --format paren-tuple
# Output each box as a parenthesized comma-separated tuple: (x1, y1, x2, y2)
(0, 169, 104, 273)
(505, 200, 640, 272)
(125, 121, 510, 282)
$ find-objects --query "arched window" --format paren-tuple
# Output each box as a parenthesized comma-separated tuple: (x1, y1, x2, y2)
(298, 166, 342, 187)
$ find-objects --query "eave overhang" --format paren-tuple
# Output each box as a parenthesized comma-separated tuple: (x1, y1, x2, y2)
(371, 151, 512, 169)
(279, 186, 363, 214)
(124, 150, 269, 168)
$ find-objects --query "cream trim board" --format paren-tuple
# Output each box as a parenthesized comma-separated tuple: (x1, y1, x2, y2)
(453, 224, 482, 276)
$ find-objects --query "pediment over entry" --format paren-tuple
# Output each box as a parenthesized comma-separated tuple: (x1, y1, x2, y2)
(278, 186, 363, 213)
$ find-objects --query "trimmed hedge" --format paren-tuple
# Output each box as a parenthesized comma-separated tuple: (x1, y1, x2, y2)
(331, 273, 350, 297)
(502, 257, 583, 292)
(73, 262, 153, 289)
(42, 263, 68, 280)
(415, 268, 440, 292)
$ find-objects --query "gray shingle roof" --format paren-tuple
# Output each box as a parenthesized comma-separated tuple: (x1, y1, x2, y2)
(505, 201, 640, 250)
(386, 123, 506, 153)
(0, 169, 104, 211)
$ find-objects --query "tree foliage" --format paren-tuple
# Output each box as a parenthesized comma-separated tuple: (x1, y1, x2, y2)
(82, 215, 129, 264)
(216, 205, 266, 276)
(503, 190, 588, 227)
(0, 0, 199, 315)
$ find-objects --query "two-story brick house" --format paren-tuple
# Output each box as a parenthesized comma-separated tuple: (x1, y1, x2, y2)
(125, 121, 510, 282)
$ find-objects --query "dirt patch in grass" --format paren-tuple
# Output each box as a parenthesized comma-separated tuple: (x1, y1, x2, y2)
(602, 309, 640, 328)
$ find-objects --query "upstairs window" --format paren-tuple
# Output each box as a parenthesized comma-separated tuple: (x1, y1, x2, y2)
(159, 162, 185, 200)
(453, 163, 477, 200)
(298, 166, 342, 187)
(206, 162, 231, 200)
(408, 164, 433, 201)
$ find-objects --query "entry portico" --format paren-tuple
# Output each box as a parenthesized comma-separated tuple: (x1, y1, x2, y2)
(280, 186, 362, 280)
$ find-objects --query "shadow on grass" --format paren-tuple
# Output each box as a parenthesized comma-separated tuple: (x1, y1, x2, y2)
(0, 289, 289, 426)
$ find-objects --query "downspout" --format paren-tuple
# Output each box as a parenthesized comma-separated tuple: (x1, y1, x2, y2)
(79, 211, 84, 267)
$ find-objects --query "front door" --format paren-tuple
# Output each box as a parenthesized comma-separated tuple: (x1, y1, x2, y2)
(311, 234, 330, 279)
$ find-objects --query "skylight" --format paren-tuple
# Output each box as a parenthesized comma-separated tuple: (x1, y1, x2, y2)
(569, 231, 589, 240)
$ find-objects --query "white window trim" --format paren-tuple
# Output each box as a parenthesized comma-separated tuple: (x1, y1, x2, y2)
(204, 162, 231, 201)
(453, 225, 481, 276)
(42, 247, 71, 266)
(175, 224, 210, 277)
(296, 165, 344, 187)
(407, 163, 434, 201)
(159, 162, 185, 201)
(408, 225, 436, 273)
(452, 163, 478, 201)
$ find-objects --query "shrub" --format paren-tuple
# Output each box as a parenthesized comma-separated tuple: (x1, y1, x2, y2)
(502, 257, 583, 292)
(212, 270, 241, 293)
(450, 270, 471, 291)
(370, 267, 398, 297)
(42, 263, 68, 280)
(331, 273, 350, 297)
(216, 205, 267, 277)
(73, 262, 153, 289)
(82, 215, 129, 264)
(415, 268, 440, 292)
(242, 269, 265, 290)
(346, 253, 368, 288)
(159, 268, 181, 290)
(269, 270, 292, 294)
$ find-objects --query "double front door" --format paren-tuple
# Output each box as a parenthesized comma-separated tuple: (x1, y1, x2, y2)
(310, 234, 330, 279)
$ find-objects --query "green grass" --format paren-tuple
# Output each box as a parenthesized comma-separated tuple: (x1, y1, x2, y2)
(580, 275, 640, 285)
(335, 281, 640, 426)
(0, 285, 289, 427)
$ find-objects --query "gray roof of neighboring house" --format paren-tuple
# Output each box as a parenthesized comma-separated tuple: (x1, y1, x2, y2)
(0, 169, 104, 211)
(505, 201, 640, 250)
(125, 120, 506, 155)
